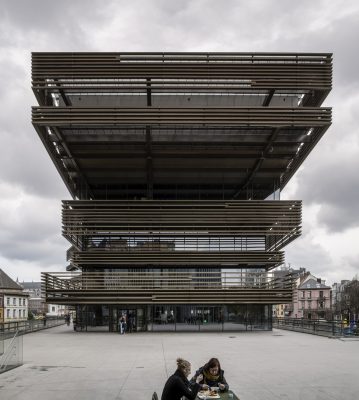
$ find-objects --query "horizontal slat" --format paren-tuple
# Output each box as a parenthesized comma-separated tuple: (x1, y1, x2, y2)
(42, 271, 294, 304)
(32, 52, 332, 92)
(70, 250, 284, 268)
(32, 107, 332, 127)
(62, 200, 301, 252)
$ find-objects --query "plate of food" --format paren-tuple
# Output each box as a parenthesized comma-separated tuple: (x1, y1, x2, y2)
(198, 389, 221, 399)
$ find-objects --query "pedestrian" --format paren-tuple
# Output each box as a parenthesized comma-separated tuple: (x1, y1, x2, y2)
(119, 316, 126, 334)
(73, 318, 77, 331)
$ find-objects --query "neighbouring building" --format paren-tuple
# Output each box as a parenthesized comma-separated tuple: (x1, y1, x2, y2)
(21, 281, 68, 317)
(47, 304, 68, 317)
(21, 281, 46, 315)
(32, 52, 332, 332)
(0, 269, 29, 323)
(293, 273, 332, 320)
(332, 280, 350, 320)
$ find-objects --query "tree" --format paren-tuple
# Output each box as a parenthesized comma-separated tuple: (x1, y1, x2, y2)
(341, 278, 359, 320)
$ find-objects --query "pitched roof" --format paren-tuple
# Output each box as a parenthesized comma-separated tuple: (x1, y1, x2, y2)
(299, 278, 331, 290)
(0, 269, 23, 290)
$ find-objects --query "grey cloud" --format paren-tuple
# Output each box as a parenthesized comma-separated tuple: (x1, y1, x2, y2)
(292, 131, 359, 232)
(1, 235, 67, 265)
(285, 233, 334, 280)
(0, 128, 70, 198)
(0, 4, 115, 57)
(0, 199, 68, 264)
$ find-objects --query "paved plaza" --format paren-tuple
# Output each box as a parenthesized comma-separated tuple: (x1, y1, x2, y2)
(0, 325, 358, 400)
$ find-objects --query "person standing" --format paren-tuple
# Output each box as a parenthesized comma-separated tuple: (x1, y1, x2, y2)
(119, 316, 126, 334)
(161, 358, 202, 400)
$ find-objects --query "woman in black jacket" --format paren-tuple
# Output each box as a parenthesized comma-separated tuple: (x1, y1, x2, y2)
(161, 358, 203, 400)
(190, 358, 229, 392)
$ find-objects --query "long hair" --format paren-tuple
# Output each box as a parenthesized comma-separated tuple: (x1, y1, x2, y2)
(203, 358, 221, 373)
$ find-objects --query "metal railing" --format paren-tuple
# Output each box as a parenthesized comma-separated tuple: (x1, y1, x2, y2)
(273, 317, 359, 337)
(0, 331, 23, 374)
(0, 317, 65, 336)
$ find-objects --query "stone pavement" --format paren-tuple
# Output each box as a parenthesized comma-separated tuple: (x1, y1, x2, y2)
(0, 324, 358, 400)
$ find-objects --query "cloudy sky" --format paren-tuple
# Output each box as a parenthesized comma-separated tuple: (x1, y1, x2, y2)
(0, 0, 358, 285)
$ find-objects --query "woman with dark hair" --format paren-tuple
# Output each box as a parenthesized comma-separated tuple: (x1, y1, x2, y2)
(190, 358, 229, 392)
(161, 357, 203, 400)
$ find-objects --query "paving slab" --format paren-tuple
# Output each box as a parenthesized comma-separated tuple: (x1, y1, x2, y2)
(0, 325, 358, 400)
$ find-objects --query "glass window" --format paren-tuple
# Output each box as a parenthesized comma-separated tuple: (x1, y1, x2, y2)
(7, 309, 10, 318)
(308, 291, 311, 299)
(301, 291, 305, 299)
(13, 298, 16, 305)
(7, 297, 10, 305)
(13, 309, 16, 318)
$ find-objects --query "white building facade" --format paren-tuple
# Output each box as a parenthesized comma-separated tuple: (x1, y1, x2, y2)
(3, 293, 29, 322)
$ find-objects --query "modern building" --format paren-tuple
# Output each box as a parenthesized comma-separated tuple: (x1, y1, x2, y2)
(0, 269, 29, 323)
(32, 52, 332, 331)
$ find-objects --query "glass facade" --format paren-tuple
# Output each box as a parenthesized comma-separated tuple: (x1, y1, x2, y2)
(74, 304, 272, 332)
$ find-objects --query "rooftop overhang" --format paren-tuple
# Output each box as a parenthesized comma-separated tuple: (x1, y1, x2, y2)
(32, 52, 332, 107)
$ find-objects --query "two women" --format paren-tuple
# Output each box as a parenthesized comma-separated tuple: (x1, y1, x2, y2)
(161, 357, 228, 400)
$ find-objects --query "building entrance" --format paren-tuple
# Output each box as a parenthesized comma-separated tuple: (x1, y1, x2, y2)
(109, 306, 146, 332)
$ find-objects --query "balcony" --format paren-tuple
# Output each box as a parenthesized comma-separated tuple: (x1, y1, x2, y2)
(42, 271, 294, 305)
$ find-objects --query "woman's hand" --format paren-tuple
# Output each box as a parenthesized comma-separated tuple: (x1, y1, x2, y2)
(196, 374, 204, 384)
(218, 383, 226, 391)
(201, 384, 209, 390)
(202, 383, 209, 390)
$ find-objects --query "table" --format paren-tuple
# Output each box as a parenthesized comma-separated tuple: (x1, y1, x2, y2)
(198, 391, 240, 400)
